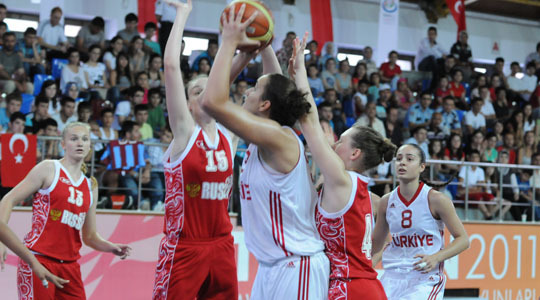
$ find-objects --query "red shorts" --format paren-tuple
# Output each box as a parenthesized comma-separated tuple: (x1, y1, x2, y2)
(329, 277, 387, 300)
(17, 255, 85, 300)
(153, 235, 237, 300)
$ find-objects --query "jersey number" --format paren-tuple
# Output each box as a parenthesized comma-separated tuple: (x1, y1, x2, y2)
(68, 187, 83, 207)
(362, 214, 372, 260)
(205, 150, 228, 172)
(401, 209, 412, 228)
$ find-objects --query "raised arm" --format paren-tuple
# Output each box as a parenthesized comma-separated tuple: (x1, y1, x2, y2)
(292, 33, 351, 211)
(261, 45, 281, 75)
(163, 0, 194, 144)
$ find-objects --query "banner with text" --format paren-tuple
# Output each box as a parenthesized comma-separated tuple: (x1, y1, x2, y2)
(376, 0, 399, 66)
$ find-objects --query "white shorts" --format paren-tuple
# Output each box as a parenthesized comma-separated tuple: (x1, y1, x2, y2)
(380, 269, 446, 300)
(251, 251, 330, 300)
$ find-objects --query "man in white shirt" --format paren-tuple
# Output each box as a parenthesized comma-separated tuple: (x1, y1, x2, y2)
(524, 42, 540, 66)
(404, 126, 430, 160)
(37, 7, 69, 59)
(415, 27, 447, 72)
(520, 62, 538, 101)
(479, 86, 496, 123)
(51, 96, 77, 132)
(464, 97, 486, 134)
(360, 46, 378, 77)
(155, 0, 176, 57)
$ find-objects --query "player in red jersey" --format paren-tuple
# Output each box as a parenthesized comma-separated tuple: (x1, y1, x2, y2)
(0, 122, 131, 300)
(0, 221, 68, 289)
(290, 33, 393, 300)
(152, 1, 256, 299)
(372, 144, 469, 300)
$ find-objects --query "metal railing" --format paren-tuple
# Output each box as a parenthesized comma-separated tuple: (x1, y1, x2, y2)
(27, 136, 540, 222)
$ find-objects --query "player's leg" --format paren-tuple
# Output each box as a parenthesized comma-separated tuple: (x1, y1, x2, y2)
(346, 278, 388, 300)
(380, 270, 407, 300)
(55, 261, 87, 300)
(17, 257, 55, 300)
(249, 262, 271, 300)
(401, 274, 446, 300)
(197, 236, 238, 300)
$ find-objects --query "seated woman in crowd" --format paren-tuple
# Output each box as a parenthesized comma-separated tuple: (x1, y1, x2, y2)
(103, 36, 124, 74)
(147, 53, 164, 89)
(128, 36, 148, 74)
(60, 47, 88, 93)
(109, 52, 133, 102)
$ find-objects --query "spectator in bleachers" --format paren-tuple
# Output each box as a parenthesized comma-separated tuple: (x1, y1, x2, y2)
(507, 61, 527, 103)
(143, 22, 161, 56)
(305, 40, 319, 68)
(117, 13, 140, 48)
(360, 46, 377, 76)
(24, 96, 49, 134)
(523, 103, 535, 133)
(77, 100, 92, 123)
(39, 118, 62, 159)
(38, 79, 60, 115)
(155, 0, 176, 55)
(384, 106, 403, 147)
(318, 101, 336, 139)
(336, 59, 353, 98)
(415, 26, 447, 73)
(367, 72, 381, 102)
(0, 32, 33, 95)
(307, 64, 324, 98)
(464, 97, 486, 134)
(83, 44, 108, 99)
(0, 4, 6, 25)
(466, 129, 485, 154)
(192, 39, 218, 72)
(229, 79, 247, 106)
(76, 16, 105, 54)
(128, 36, 148, 74)
(529, 152, 540, 202)
(488, 57, 506, 83)
(134, 104, 152, 141)
(484, 132, 498, 163)
(524, 42, 540, 66)
(404, 126, 430, 159)
(64, 81, 81, 101)
(323, 88, 347, 136)
(517, 170, 539, 221)
(470, 74, 487, 98)
(379, 50, 401, 88)
(491, 150, 520, 220)
(351, 62, 368, 91)
(518, 130, 536, 165)
(352, 80, 368, 116)
(521, 62, 538, 101)
(51, 96, 77, 132)
(479, 86, 496, 123)
(506, 110, 525, 147)
(408, 91, 434, 131)
(394, 78, 414, 110)
(37, 7, 69, 59)
(194, 57, 211, 77)
(145, 125, 172, 211)
(426, 112, 445, 141)
(440, 95, 461, 136)
(16, 28, 46, 79)
(321, 57, 338, 91)
(0, 22, 7, 47)
(376, 84, 394, 120)
(493, 120, 504, 147)
(450, 31, 473, 71)
(135, 72, 150, 104)
(489, 73, 503, 101)
(114, 85, 144, 129)
(428, 139, 444, 180)
(275, 31, 297, 70)
(109, 52, 133, 101)
(497, 131, 517, 164)
(320, 41, 337, 70)
(354, 101, 386, 138)
(444, 133, 465, 174)
(2, 112, 25, 134)
(435, 76, 451, 104)
(494, 87, 510, 119)
(458, 149, 496, 220)
(449, 69, 467, 110)
(148, 54, 164, 89)
(97, 108, 118, 140)
(0, 92, 22, 130)
(436, 55, 457, 85)
(60, 48, 88, 93)
(103, 36, 124, 73)
(147, 87, 165, 137)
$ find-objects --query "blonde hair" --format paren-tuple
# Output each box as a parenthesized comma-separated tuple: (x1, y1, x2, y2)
(62, 122, 97, 189)
(186, 75, 208, 93)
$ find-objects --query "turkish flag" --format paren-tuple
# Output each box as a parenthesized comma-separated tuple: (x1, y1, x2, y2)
(1, 134, 37, 187)
(138, 0, 157, 34)
(310, 0, 334, 55)
(446, 0, 466, 39)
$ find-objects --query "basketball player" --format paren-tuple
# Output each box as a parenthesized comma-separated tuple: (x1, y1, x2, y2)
(202, 5, 329, 299)
(152, 1, 256, 299)
(0, 221, 68, 288)
(372, 144, 470, 300)
(0, 122, 131, 300)
(289, 33, 391, 300)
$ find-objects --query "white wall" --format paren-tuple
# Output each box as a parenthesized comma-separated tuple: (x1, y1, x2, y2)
(3, 0, 539, 65)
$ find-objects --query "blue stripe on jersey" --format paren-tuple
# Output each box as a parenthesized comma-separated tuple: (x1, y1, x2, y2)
(113, 146, 122, 169)
(125, 144, 134, 168)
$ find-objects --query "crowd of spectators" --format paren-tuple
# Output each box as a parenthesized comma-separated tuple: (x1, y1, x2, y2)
(0, 4, 539, 219)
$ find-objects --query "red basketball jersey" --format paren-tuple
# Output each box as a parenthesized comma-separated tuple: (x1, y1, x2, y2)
(24, 160, 93, 262)
(316, 172, 378, 280)
(162, 125, 234, 241)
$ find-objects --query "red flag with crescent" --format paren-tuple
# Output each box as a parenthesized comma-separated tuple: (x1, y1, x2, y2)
(1, 134, 37, 187)
(446, 0, 466, 39)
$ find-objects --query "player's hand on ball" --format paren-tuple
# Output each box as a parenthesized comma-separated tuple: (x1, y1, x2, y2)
(112, 244, 132, 259)
(413, 253, 440, 273)
(221, 4, 260, 49)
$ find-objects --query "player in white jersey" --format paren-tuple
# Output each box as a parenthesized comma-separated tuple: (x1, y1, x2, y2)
(372, 144, 470, 300)
(202, 6, 329, 299)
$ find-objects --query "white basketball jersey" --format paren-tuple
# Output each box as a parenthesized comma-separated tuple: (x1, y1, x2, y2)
(382, 182, 445, 275)
(239, 127, 324, 265)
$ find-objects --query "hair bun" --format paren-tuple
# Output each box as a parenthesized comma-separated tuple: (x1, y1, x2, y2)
(381, 138, 397, 163)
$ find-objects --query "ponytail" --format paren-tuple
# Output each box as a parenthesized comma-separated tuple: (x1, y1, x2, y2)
(81, 162, 98, 189)
(420, 170, 457, 189)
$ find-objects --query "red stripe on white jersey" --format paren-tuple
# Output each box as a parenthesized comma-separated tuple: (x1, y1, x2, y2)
(297, 257, 305, 300)
(269, 191, 291, 256)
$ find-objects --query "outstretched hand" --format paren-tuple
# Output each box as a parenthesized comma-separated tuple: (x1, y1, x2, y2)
(221, 4, 260, 49)
(112, 244, 132, 260)
(164, 0, 192, 15)
(288, 31, 308, 80)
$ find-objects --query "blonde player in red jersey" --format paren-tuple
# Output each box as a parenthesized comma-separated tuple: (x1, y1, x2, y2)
(0, 221, 68, 289)
(289, 33, 392, 300)
(202, 5, 330, 300)
(152, 1, 259, 299)
(0, 122, 131, 300)
(372, 143, 470, 300)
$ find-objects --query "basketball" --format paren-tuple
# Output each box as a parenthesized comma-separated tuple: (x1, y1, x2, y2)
(220, 0, 274, 50)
